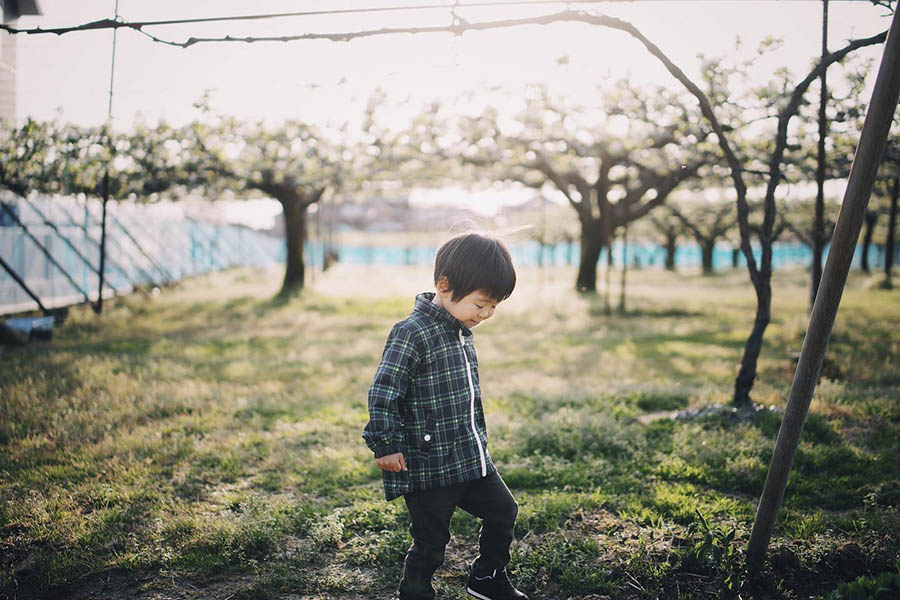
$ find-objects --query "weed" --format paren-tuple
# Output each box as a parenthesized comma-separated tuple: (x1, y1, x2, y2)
(309, 510, 344, 548)
(512, 532, 616, 595)
(678, 509, 745, 596)
(823, 570, 900, 600)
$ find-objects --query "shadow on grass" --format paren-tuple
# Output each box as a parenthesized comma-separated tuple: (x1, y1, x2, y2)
(599, 307, 707, 319)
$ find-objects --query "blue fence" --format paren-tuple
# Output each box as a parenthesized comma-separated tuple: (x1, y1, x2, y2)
(1, 194, 282, 315)
(324, 238, 894, 270)
(4, 193, 893, 316)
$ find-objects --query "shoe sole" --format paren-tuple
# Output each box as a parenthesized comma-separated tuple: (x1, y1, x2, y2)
(466, 587, 493, 600)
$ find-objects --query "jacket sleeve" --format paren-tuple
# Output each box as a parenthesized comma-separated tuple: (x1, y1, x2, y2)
(363, 323, 420, 458)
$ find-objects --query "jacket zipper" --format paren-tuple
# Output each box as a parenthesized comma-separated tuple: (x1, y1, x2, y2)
(459, 329, 487, 477)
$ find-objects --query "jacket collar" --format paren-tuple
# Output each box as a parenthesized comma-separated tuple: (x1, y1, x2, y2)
(415, 292, 472, 336)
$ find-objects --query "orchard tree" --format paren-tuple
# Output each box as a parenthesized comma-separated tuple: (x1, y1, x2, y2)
(668, 199, 735, 275)
(809, 68, 900, 280)
(779, 197, 840, 270)
(0, 119, 61, 197)
(645, 207, 687, 271)
(857, 144, 899, 274)
(591, 18, 891, 406)
(871, 133, 900, 285)
(51, 121, 194, 200)
(189, 109, 344, 296)
(444, 82, 716, 292)
(883, 179, 898, 287)
(783, 55, 875, 307)
(884, 137, 900, 287)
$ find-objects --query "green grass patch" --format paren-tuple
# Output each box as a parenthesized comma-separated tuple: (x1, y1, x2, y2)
(2, 265, 898, 599)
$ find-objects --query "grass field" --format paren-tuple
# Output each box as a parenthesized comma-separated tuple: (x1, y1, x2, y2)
(1, 264, 899, 600)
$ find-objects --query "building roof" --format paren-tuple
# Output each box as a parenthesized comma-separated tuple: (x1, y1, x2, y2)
(2, 0, 41, 22)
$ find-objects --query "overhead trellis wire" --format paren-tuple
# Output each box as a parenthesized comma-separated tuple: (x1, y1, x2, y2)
(135, 9, 630, 48)
(5, 0, 888, 48)
(0, 1, 628, 43)
(133, 10, 892, 60)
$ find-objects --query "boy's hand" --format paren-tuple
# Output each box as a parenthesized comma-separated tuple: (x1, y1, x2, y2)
(375, 452, 407, 473)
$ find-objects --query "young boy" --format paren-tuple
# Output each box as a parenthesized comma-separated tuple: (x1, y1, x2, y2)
(363, 232, 528, 600)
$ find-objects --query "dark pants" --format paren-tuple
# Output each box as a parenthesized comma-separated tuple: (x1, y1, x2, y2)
(399, 471, 518, 600)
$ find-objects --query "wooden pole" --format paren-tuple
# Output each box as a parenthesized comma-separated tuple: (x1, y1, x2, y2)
(747, 6, 900, 574)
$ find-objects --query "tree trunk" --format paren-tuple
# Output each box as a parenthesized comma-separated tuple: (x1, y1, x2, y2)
(886, 177, 898, 287)
(280, 196, 308, 295)
(664, 235, 677, 271)
(732, 247, 741, 269)
(812, 0, 829, 310)
(701, 240, 716, 275)
(861, 210, 878, 272)
(576, 218, 605, 293)
(733, 280, 772, 407)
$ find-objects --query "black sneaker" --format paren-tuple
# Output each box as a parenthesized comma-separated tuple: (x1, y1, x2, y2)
(466, 565, 528, 600)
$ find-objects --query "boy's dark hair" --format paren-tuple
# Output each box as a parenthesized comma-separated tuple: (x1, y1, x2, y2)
(433, 232, 516, 302)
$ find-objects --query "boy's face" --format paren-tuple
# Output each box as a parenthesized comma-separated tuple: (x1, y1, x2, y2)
(433, 280, 500, 329)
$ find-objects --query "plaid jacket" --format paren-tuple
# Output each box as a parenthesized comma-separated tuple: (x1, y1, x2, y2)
(363, 292, 495, 501)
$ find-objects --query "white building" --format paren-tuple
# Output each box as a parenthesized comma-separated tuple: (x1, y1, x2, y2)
(0, 0, 41, 123)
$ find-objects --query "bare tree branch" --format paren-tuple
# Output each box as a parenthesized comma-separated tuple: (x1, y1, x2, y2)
(667, 204, 704, 239)
(869, 1, 895, 15)
(761, 29, 888, 250)
(781, 217, 813, 246)
(619, 160, 704, 224)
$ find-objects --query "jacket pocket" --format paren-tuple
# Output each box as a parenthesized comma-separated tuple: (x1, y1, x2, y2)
(418, 414, 437, 453)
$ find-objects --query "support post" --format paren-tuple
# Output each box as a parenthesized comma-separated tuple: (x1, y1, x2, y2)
(747, 7, 900, 574)
(95, 170, 110, 314)
(54, 198, 156, 292)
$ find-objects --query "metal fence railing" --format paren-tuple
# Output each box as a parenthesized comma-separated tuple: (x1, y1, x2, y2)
(0, 193, 282, 316)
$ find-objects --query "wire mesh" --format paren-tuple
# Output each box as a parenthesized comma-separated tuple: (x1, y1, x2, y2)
(0, 193, 282, 315)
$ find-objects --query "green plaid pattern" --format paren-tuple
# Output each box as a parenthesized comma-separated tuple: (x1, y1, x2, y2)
(363, 292, 496, 501)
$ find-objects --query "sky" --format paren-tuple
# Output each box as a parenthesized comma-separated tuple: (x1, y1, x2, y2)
(9, 0, 896, 223)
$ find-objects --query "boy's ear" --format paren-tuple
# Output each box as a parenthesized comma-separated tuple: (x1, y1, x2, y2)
(435, 276, 451, 294)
